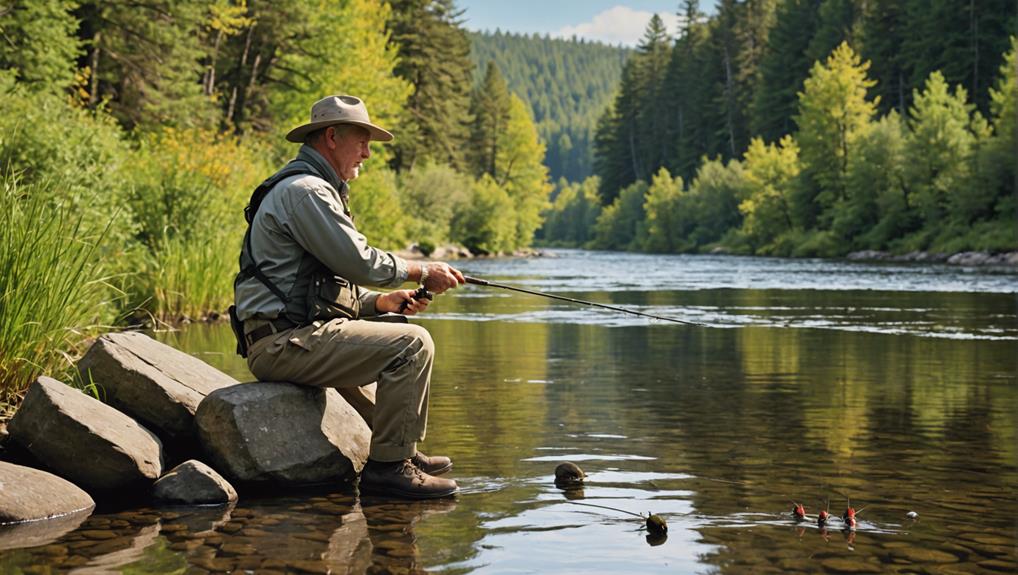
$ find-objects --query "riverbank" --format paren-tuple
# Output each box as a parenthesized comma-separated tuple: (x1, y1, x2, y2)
(845, 250, 1018, 266)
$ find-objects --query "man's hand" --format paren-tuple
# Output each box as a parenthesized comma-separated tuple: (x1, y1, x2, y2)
(377, 289, 431, 315)
(422, 262, 465, 294)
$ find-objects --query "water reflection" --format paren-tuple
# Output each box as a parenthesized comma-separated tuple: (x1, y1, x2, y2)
(2, 251, 1016, 573)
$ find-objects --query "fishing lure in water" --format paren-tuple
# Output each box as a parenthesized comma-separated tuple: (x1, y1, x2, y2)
(817, 500, 831, 527)
(790, 500, 807, 522)
(842, 500, 867, 531)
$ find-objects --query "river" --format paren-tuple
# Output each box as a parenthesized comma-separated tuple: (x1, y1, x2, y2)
(2, 250, 1016, 573)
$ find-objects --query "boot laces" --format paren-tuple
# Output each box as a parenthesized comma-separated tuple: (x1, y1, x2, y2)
(398, 458, 426, 481)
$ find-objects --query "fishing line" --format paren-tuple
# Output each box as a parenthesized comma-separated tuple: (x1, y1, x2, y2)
(463, 275, 712, 327)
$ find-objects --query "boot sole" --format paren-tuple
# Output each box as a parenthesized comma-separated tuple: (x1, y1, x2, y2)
(359, 483, 458, 499)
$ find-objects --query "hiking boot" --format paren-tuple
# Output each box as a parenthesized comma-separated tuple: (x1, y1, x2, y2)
(359, 459, 458, 499)
(412, 452, 452, 476)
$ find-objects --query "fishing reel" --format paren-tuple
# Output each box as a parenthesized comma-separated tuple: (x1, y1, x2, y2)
(398, 285, 433, 313)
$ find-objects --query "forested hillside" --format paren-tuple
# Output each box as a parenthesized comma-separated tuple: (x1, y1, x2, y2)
(542, 0, 1017, 258)
(470, 31, 629, 182)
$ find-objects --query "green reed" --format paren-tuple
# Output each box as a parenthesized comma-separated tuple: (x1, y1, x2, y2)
(0, 174, 119, 413)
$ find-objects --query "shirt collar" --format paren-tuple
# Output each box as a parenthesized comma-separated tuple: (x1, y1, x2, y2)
(296, 144, 347, 192)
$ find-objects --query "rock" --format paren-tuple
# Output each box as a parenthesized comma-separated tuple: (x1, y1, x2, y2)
(7, 377, 163, 491)
(846, 250, 887, 261)
(153, 460, 237, 505)
(77, 331, 238, 443)
(947, 251, 990, 266)
(195, 382, 370, 484)
(0, 461, 94, 528)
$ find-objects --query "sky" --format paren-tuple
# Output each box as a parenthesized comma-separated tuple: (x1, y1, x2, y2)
(456, 1, 717, 46)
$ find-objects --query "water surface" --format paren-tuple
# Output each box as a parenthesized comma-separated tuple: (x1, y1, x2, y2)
(2, 250, 1016, 573)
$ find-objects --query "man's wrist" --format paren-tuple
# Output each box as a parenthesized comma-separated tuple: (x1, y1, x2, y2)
(419, 263, 429, 286)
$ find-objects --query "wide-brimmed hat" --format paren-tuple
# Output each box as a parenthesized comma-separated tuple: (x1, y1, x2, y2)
(285, 95, 394, 143)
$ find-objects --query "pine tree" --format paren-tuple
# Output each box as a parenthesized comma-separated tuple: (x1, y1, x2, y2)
(750, 0, 820, 142)
(388, 0, 473, 172)
(0, 0, 80, 94)
(76, 0, 214, 130)
(859, 0, 909, 115)
(665, 0, 710, 181)
(468, 62, 511, 178)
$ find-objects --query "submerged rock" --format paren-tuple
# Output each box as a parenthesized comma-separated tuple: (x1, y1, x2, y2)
(0, 461, 94, 525)
(195, 382, 370, 485)
(153, 460, 237, 505)
(77, 331, 238, 443)
(7, 377, 163, 492)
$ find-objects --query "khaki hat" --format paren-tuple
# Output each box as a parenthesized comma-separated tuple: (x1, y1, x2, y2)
(285, 95, 394, 143)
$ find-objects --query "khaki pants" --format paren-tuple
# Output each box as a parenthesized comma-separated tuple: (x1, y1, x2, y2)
(246, 318, 434, 462)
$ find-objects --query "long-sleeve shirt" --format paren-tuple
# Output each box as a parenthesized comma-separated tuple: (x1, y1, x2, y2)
(234, 145, 409, 321)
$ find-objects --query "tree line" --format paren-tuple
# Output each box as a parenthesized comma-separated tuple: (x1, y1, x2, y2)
(542, 0, 1016, 257)
(0, 0, 551, 406)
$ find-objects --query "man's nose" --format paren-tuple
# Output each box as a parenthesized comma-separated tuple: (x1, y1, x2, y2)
(363, 145, 371, 159)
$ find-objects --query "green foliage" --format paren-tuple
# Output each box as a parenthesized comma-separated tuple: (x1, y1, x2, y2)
(739, 136, 800, 251)
(641, 168, 687, 253)
(348, 167, 408, 252)
(399, 163, 473, 247)
(684, 157, 750, 248)
(268, 0, 411, 156)
(794, 42, 877, 226)
(592, 180, 648, 251)
(77, 0, 216, 130)
(0, 173, 117, 411)
(751, 0, 820, 142)
(468, 62, 512, 179)
(0, 0, 81, 93)
(470, 30, 628, 182)
(388, 0, 473, 172)
(0, 76, 131, 240)
(904, 71, 983, 235)
(499, 95, 552, 247)
(540, 177, 602, 246)
(847, 112, 912, 248)
(124, 128, 270, 318)
(450, 174, 515, 254)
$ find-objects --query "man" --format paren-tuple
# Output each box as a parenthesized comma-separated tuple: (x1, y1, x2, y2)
(233, 94, 464, 499)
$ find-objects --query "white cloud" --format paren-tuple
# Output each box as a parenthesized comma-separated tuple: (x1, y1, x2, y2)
(554, 5, 681, 46)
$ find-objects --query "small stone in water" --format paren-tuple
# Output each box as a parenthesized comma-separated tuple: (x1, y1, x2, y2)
(554, 462, 585, 487)
(646, 514, 667, 535)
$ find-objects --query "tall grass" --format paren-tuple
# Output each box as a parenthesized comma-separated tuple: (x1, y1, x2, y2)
(0, 174, 118, 413)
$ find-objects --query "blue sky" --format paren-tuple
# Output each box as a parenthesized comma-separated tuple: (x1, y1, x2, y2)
(457, 1, 716, 46)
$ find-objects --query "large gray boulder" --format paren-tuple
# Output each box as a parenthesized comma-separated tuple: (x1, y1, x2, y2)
(8, 377, 163, 491)
(77, 331, 238, 442)
(196, 382, 370, 484)
(153, 460, 237, 505)
(0, 461, 94, 526)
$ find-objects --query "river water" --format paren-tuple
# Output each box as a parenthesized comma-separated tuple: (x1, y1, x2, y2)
(2, 250, 1016, 573)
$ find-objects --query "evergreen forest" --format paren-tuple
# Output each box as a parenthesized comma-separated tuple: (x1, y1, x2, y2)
(542, 0, 1018, 258)
(470, 31, 629, 182)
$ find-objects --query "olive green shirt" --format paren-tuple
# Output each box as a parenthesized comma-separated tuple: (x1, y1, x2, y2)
(234, 145, 409, 321)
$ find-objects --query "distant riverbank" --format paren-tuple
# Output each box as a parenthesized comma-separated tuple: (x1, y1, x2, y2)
(845, 250, 1018, 267)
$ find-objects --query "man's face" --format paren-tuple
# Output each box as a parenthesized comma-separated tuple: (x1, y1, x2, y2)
(329, 126, 371, 181)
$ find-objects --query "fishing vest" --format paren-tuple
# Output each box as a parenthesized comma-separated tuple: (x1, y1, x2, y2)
(234, 161, 361, 326)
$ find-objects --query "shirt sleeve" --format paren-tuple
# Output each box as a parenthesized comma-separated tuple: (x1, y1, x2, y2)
(285, 180, 409, 288)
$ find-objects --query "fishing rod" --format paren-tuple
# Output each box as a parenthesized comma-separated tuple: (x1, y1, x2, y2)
(462, 275, 709, 327)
